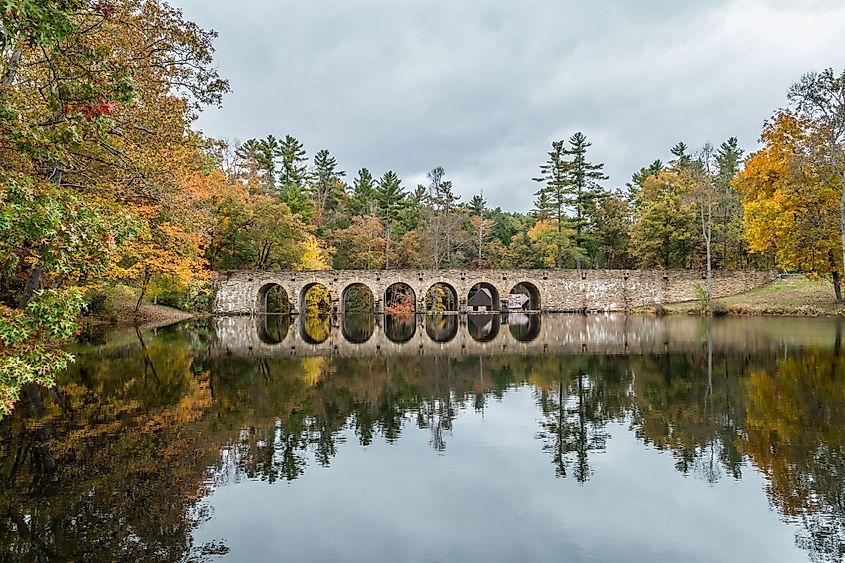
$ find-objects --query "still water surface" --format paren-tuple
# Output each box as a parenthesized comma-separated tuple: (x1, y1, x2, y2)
(2, 314, 844, 562)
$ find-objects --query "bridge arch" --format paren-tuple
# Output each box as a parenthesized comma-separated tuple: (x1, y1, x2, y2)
(385, 282, 416, 314)
(256, 283, 290, 315)
(508, 281, 542, 311)
(300, 315, 331, 344)
(424, 282, 459, 313)
(256, 313, 290, 344)
(508, 313, 542, 342)
(299, 283, 332, 316)
(467, 282, 500, 312)
(341, 282, 376, 314)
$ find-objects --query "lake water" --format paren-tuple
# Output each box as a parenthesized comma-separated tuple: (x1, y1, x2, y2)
(2, 313, 844, 562)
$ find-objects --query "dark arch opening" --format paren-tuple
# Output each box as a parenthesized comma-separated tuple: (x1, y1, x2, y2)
(300, 283, 332, 317)
(257, 283, 290, 315)
(342, 314, 375, 344)
(385, 283, 416, 314)
(508, 313, 542, 342)
(509, 282, 541, 311)
(425, 314, 458, 343)
(384, 314, 416, 343)
(467, 312, 500, 342)
(467, 282, 500, 312)
(424, 283, 458, 313)
(300, 315, 331, 344)
(342, 283, 375, 314)
(257, 313, 291, 344)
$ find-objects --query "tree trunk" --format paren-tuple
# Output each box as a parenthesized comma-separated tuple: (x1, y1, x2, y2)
(18, 259, 44, 309)
(134, 269, 151, 315)
(556, 210, 562, 269)
(840, 171, 845, 303)
(0, 47, 23, 100)
(833, 270, 843, 304)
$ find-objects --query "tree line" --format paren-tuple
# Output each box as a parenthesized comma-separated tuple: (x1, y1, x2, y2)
(1, 2, 844, 410)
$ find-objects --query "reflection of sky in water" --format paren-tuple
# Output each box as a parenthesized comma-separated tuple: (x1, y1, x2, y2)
(193, 386, 802, 563)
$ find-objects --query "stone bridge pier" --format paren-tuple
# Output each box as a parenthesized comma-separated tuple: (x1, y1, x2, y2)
(211, 269, 777, 315)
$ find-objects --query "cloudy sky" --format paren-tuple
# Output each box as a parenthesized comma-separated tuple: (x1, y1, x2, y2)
(175, 0, 845, 211)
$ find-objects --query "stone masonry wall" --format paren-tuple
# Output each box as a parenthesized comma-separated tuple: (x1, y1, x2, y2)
(211, 269, 777, 315)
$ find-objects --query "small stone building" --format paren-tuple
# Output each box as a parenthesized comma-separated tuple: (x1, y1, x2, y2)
(508, 293, 530, 310)
(468, 287, 495, 311)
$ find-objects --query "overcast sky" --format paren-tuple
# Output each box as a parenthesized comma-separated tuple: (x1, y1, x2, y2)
(174, 0, 845, 212)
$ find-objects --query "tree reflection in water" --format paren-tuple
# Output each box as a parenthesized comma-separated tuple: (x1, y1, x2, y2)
(425, 314, 458, 342)
(384, 314, 416, 343)
(341, 313, 375, 344)
(1, 317, 844, 562)
(300, 314, 331, 344)
(256, 313, 290, 344)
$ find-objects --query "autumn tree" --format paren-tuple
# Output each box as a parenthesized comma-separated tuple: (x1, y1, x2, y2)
(630, 170, 699, 268)
(787, 68, 845, 301)
(1, 0, 228, 410)
(330, 216, 387, 270)
(736, 111, 843, 300)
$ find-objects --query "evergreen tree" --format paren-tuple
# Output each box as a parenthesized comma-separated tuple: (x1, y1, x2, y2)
(670, 141, 692, 169)
(564, 132, 608, 269)
(311, 149, 346, 222)
(375, 171, 407, 268)
(277, 135, 312, 217)
(279, 135, 308, 186)
(349, 168, 377, 216)
(714, 137, 745, 268)
(469, 193, 487, 216)
(375, 171, 406, 223)
(532, 140, 568, 267)
(627, 159, 663, 209)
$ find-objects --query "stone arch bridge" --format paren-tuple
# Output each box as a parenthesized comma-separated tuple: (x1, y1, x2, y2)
(211, 269, 776, 315)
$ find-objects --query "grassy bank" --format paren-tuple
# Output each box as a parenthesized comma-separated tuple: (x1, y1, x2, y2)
(85, 287, 197, 329)
(653, 276, 845, 317)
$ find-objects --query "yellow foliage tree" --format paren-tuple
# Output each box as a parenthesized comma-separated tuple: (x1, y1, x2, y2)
(735, 111, 843, 300)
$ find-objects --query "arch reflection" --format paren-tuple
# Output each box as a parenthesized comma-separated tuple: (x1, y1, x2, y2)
(467, 313, 500, 342)
(257, 283, 290, 314)
(425, 314, 459, 343)
(256, 314, 291, 344)
(384, 314, 416, 343)
(507, 313, 542, 342)
(342, 314, 375, 344)
(300, 314, 331, 344)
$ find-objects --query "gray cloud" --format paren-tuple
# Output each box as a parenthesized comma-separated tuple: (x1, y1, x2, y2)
(175, 0, 845, 211)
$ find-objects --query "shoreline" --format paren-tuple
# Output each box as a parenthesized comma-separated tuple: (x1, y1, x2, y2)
(85, 295, 200, 331)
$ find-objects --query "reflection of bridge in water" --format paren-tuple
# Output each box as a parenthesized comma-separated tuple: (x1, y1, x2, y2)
(210, 313, 833, 359)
